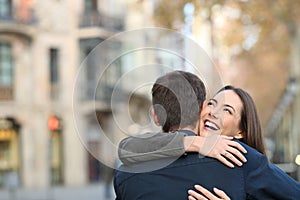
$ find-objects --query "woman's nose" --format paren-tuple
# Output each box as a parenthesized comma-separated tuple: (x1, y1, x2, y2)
(209, 108, 219, 118)
(209, 109, 217, 118)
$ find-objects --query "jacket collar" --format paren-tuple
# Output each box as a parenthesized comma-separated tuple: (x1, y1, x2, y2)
(171, 129, 196, 136)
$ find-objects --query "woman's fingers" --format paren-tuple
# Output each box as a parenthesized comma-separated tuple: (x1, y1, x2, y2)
(188, 185, 231, 200)
(220, 136, 247, 154)
(226, 147, 247, 164)
(222, 150, 243, 167)
(216, 154, 235, 168)
(213, 188, 231, 200)
(188, 195, 197, 200)
(188, 189, 208, 200)
(203, 135, 247, 167)
(227, 140, 247, 154)
(194, 185, 217, 199)
(220, 137, 247, 165)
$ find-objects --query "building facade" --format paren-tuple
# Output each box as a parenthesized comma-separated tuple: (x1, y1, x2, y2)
(0, 0, 129, 188)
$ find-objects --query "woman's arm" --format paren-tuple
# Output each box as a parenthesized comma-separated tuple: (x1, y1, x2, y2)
(118, 131, 186, 165)
(185, 135, 247, 168)
(119, 132, 247, 168)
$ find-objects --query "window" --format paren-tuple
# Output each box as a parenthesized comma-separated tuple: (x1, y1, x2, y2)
(80, 0, 100, 27)
(50, 48, 59, 84)
(0, 0, 12, 19)
(79, 38, 102, 100)
(49, 48, 59, 99)
(0, 42, 13, 86)
(0, 42, 13, 100)
(84, 0, 97, 13)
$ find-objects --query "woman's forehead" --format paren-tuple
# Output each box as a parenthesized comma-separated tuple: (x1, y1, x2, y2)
(214, 90, 243, 109)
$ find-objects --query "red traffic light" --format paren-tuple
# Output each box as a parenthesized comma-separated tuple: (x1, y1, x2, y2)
(48, 116, 60, 131)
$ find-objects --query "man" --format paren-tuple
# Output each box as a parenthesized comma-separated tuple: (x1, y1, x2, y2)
(114, 71, 300, 199)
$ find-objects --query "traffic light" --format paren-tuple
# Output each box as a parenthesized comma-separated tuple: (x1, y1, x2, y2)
(48, 116, 61, 131)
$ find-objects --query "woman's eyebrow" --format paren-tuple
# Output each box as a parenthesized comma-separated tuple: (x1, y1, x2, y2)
(210, 98, 218, 104)
(224, 104, 236, 112)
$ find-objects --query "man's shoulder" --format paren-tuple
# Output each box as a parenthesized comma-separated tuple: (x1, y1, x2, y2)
(235, 140, 268, 170)
(114, 153, 246, 200)
(116, 153, 214, 172)
(169, 152, 218, 166)
(235, 140, 265, 159)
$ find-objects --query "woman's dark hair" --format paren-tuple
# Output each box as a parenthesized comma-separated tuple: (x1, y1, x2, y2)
(217, 85, 266, 155)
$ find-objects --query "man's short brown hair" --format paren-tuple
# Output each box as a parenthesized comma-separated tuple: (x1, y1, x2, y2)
(152, 71, 206, 132)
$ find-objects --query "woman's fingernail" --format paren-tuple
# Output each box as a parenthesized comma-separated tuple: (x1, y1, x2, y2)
(194, 184, 201, 189)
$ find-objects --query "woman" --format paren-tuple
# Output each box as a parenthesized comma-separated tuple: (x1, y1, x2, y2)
(189, 85, 265, 199)
(119, 85, 300, 199)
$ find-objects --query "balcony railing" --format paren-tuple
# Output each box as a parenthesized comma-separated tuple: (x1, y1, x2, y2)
(79, 11, 124, 31)
(0, 7, 37, 25)
(81, 81, 124, 105)
(0, 5, 37, 38)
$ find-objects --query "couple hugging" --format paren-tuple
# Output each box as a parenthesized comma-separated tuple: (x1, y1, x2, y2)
(114, 70, 300, 200)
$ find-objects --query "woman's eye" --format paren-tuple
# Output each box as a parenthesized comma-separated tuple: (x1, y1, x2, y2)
(224, 109, 232, 114)
(207, 101, 214, 106)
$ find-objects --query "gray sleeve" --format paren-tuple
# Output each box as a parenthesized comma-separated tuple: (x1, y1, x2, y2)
(118, 131, 186, 165)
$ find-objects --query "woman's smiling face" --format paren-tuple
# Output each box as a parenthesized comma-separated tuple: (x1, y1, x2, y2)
(200, 90, 243, 138)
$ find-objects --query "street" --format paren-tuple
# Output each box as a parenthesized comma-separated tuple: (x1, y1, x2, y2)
(0, 182, 115, 200)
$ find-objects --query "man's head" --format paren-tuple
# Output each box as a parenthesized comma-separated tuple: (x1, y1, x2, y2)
(151, 71, 206, 132)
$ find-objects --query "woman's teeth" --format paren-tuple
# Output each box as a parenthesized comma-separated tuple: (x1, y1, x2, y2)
(204, 121, 219, 131)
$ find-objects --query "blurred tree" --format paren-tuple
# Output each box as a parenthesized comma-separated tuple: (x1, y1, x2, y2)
(145, 0, 300, 127)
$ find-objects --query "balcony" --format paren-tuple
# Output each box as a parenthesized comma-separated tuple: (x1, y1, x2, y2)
(77, 81, 125, 114)
(0, 6, 37, 39)
(79, 11, 124, 32)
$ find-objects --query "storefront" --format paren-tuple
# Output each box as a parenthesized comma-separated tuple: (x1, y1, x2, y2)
(0, 117, 20, 188)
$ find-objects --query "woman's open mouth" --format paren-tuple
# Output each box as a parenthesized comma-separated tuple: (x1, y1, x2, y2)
(204, 120, 220, 131)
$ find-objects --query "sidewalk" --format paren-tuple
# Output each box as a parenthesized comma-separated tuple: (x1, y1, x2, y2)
(0, 183, 115, 200)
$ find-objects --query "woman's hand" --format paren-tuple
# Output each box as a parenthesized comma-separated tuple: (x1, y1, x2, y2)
(188, 185, 230, 200)
(184, 135, 247, 168)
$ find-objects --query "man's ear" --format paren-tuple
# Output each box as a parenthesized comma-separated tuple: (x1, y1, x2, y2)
(195, 102, 206, 136)
(151, 108, 161, 126)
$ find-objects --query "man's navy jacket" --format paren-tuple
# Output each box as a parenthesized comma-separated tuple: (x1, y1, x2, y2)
(114, 131, 300, 199)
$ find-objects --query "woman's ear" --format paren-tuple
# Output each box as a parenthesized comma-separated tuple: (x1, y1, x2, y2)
(151, 108, 160, 126)
(199, 100, 206, 118)
(234, 132, 243, 139)
(202, 100, 207, 111)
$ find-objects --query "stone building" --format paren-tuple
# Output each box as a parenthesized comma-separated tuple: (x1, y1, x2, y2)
(0, 0, 128, 188)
